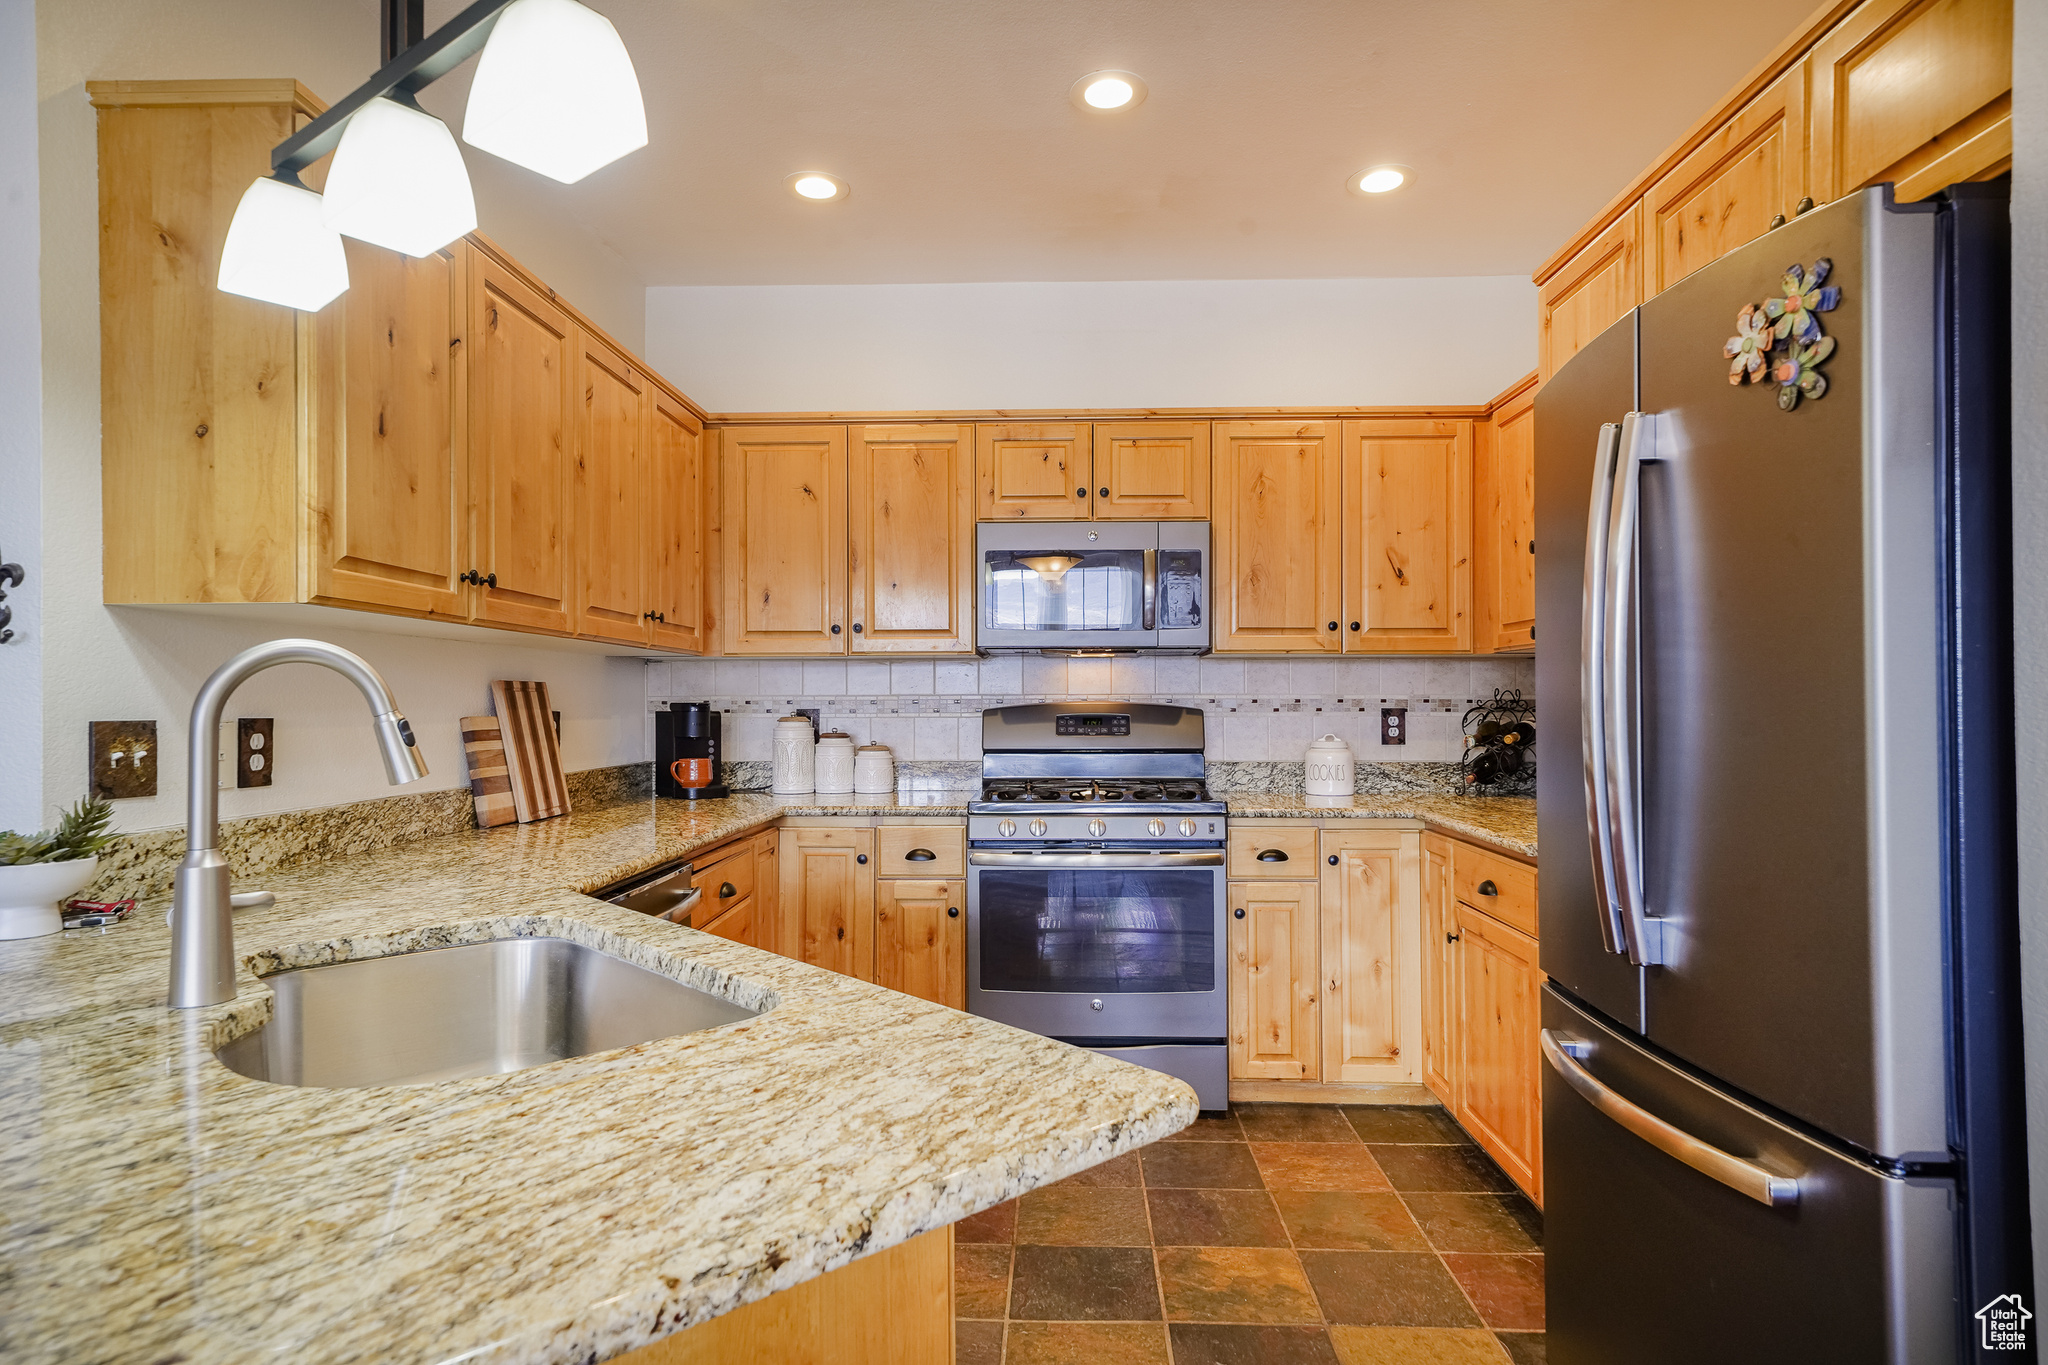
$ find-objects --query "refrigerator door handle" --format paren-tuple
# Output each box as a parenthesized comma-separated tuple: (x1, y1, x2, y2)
(1604, 412, 1665, 966)
(1580, 421, 1625, 956)
(1542, 1029, 1800, 1208)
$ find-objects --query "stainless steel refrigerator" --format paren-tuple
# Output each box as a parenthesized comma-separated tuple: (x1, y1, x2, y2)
(1535, 183, 2029, 1363)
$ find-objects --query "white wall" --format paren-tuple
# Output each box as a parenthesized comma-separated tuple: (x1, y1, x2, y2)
(1, 0, 44, 833)
(28, 0, 651, 836)
(2011, 0, 2048, 1313)
(644, 275, 1537, 413)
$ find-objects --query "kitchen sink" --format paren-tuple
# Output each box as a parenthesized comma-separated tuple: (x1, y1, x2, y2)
(215, 936, 760, 1088)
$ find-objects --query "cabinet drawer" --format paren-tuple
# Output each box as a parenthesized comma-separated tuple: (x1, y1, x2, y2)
(875, 824, 966, 877)
(693, 845, 756, 913)
(1228, 824, 1319, 878)
(1454, 843, 1537, 938)
(699, 897, 756, 947)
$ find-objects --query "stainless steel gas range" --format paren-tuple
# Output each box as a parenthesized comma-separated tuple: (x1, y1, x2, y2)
(966, 703, 1227, 1109)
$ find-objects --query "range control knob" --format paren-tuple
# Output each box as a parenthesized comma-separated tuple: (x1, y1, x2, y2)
(1147, 818, 1167, 837)
(1028, 818, 1048, 837)
(1087, 818, 1108, 838)
(1178, 818, 1198, 837)
(997, 819, 1017, 838)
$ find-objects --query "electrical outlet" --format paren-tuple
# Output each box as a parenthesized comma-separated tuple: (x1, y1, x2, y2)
(1380, 707, 1408, 746)
(217, 718, 275, 789)
(90, 720, 158, 799)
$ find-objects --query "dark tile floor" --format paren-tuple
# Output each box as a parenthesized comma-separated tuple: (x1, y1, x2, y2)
(955, 1104, 1544, 1365)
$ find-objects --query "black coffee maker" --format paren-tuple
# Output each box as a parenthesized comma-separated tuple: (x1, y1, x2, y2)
(656, 702, 728, 800)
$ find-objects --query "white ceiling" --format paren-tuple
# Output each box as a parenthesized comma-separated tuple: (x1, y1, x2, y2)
(415, 0, 1797, 286)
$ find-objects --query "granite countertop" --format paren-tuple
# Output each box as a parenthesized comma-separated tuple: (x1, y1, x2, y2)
(1223, 793, 1538, 860)
(0, 792, 1192, 1365)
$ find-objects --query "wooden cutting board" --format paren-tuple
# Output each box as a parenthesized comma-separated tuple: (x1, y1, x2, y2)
(460, 715, 517, 829)
(490, 680, 570, 822)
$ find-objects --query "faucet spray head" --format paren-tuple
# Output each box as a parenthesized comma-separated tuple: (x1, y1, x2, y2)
(373, 710, 430, 785)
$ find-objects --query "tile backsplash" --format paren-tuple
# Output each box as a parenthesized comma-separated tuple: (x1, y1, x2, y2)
(647, 655, 1536, 766)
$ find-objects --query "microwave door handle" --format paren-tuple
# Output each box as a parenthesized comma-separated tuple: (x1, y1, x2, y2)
(1141, 548, 1158, 632)
(1603, 412, 1663, 966)
(1581, 422, 1624, 956)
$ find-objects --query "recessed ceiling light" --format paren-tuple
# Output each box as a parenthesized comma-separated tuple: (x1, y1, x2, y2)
(785, 171, 848, 202)
(1071, 70, 1147, 112)
(1348, 164, 1412, 196)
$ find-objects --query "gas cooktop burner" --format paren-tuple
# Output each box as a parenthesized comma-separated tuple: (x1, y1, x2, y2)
(977, 778, 1214, 806)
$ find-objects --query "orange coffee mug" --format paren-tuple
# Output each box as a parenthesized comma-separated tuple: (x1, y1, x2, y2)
(671, 756, 712, 787)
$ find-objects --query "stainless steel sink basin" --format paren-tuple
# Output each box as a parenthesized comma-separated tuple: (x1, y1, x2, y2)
(215, 937, 760, 1087)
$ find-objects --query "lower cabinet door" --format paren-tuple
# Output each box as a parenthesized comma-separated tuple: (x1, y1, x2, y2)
(1318, 829, 1421, 1084)
(1420, 834, 1458, 1105)
(1455, 901, 1543, 1200)
(752, 830, 780, 956)
(780, 826, 875, 981)
(1227, 879, 1320, 1080)
(874, 878, 966, 1009)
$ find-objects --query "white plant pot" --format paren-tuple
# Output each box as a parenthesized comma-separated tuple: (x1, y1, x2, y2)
(0, 857, 99, 940)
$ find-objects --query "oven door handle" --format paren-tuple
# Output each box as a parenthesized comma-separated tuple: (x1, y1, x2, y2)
(969, 850, 1225, 868)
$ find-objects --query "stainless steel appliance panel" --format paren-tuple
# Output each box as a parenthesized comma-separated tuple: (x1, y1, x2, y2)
(1535, 313, 1646, 1030)
(1543, 987, 1955, 1365)
(1086, 1043, 1227, 1111)
(1633, 190, 1947, 1158)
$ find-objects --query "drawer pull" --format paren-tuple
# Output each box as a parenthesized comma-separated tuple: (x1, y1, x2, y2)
(1478, 879, 1499, 896)
(948, 906, 960, 918)
(1256, 849, 1289, 862)
(1446, 931, 1461, 944)
(718, 882, 737, 899)
(905, 848, 937, 861)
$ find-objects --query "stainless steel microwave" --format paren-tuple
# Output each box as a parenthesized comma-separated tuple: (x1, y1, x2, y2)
(975, 521, 1210, 654)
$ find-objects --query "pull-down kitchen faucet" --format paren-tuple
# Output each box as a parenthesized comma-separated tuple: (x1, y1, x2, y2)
(168, 639, 428, 1009)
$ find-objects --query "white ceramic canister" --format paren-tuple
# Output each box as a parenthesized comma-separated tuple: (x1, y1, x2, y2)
(1304, 733, 1357, 797)
(813, 732, 857, 795)
(0, 856, 99, 940)
(852, 743, 896, 795)
(771, 716, 817, 794)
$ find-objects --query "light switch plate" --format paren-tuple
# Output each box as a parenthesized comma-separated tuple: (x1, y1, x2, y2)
(218, 718, 275, 789)
(90, 720, 158, 799)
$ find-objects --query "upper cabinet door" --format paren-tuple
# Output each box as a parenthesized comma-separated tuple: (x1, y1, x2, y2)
(469, 249, 576, 634)
(976, 423, 1091, 519)
(1809, 0, 2011, 205)
(1091, 422, 1212, 519)
(1474, 379, 1537, 654)
(722, 425, 849, 654)
(850, 424, 973, 653)
(1212, 421, 1342, 653)
(572, 333, 649, 645)
(1538, 202, 1642, 385)
(1645, 66, 1809, 296)
(307, 239, 468, 618)
(1340, 419, 1473, 654)
(647, 384, 707, 654)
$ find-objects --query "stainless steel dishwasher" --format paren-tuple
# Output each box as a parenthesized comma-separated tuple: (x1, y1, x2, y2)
(595, 859, 702, 925)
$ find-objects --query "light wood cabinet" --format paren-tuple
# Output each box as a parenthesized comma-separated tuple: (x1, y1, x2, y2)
(850, 425, 974, 652)
(1538, 202, 1642, 386)
(1091, 422, 1211, 519)
(572, 332, 649, 644)
(1420, 834, 1458, 1106)
(874, 878, 967, 1009)
(1212, 421, 1342, 653)
(753, 830, 780, 954)
(1644, 66, 1810, 296)
(648, 384, 708, 653)
(1339, 420, 1473, 653)
(1809, 0, 2012, 205)
(975, 423, 1090, 519)
(721, 426, 850, 655)
(1228, 879, 1320, 1081)
(780, 825, 875, 980)
(1317, 829, 1419, 1085)
(1454, 900, 1543, 1202)
(1473, 374, 1537, 654)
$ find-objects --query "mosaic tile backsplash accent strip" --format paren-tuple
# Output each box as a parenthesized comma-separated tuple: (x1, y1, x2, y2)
(647, 656, 1537, 767)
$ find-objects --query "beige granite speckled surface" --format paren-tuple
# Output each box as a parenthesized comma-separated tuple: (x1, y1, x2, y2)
(1225, 792, 1538, 860)
(0, 794, 1192, 1365)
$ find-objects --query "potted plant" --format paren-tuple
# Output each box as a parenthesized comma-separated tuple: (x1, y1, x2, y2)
(0, 797, 118, 940)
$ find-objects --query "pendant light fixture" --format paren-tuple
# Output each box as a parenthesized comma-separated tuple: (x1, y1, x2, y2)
(321, 95, 477, 257)
(217, 0, 644, 310)
(463, 0, 648, 184)
(217, 173, 351, 311)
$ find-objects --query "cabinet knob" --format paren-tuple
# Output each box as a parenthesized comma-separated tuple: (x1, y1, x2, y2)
(1328, 854, 1338, 865)
(1349, 621, 1360, 631)
(1233, 908, 1246, 919)
(905, 848, 936, 861)
(948, 906, 960, 918)
(1795, 196, 1815, 216)
(1076, 487, 1087, 498)
(852, 623, 863, 634)
(1446, 931, 1461, 944)
(1768, 213, 1787, 230)
(831, 624, 841, 634)
(719, 882, 737, 899)
(1327, 621, 1338, 631)
(1098, 487, 1109, 498)
(856, 853, 867, 864)
(1256, 849, 1289, 862)
(1477, 880, 1499, 896)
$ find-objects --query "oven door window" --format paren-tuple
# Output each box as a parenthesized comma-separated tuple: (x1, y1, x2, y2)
(978, 867, 1216, 994)
(983, 549, 1143, 632)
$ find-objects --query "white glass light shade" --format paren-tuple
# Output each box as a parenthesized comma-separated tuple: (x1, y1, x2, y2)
(217, 176, 350, 311)
(321, 97, 477, 257)
(464, 0, 648, 184)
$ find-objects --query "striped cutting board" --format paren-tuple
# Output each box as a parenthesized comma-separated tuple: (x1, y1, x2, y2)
(460, 715, 517, 829)
(490, 680, 570, 822)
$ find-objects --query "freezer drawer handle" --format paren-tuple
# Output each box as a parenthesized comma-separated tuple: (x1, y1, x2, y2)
(1541, 1029, 1799, 1209)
